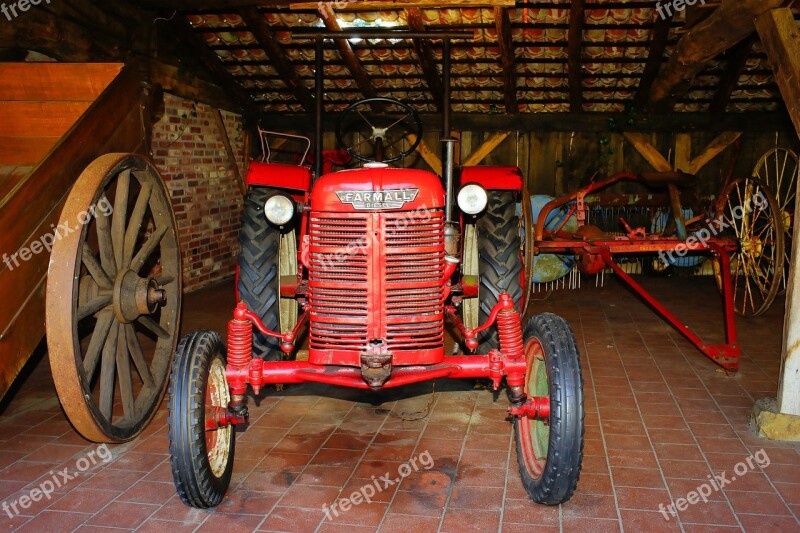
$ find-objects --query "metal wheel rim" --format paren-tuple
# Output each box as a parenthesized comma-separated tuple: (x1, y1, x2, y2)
(714, 176, 784, 317)
(462, 224, 479, 330)
(279, 230, 298, 330)
(205, 356, 232, 478)
(518, 337, 548, 479)
(753, 148, 797, 293)
(46, 154, 181, 442)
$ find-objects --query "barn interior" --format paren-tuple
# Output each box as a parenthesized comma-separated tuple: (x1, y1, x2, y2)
(0, 1, 799, 531)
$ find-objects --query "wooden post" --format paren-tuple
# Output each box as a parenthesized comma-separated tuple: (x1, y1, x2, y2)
(756, 7, 800, 417)
(213, 109, 245, 195)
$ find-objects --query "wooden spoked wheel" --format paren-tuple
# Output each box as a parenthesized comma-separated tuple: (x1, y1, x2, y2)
(713, 176, 784, 317)
(47, 154, 181, 442)
(753, 148, 798, 292)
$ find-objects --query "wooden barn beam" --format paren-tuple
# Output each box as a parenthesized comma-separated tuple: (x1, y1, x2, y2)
(755, 7, 800, 419)
(406, 8, 444, 111)
(709, 36, 756, 115)
(756, 8, 800, 136)
(687, 131, 742, 174)
(406, 133, 442, 176)
(463, 132, 511, 166)
(567, 0, 586, 113)
(649, 0, 785, 106)
(263, 111, 794, 133)
(634, 10, 674, 111)
(168, 17, 259, 116)
(240, 7, 315, 112)
(318, 4, 379, 100)
(135, 0, 513, 8)
(494, 7, 518, 114)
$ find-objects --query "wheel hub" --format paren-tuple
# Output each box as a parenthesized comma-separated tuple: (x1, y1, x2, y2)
(113, 269, 167, 323)
(740, 236, 764, 259)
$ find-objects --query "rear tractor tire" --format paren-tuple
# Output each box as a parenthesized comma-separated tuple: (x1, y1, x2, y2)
(463, 191, 524, 354)
(238, 187, 299, 360)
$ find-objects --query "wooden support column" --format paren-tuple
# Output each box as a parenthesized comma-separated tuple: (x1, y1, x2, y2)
(649, 0, 784, 106)
(567, 0, 586, 113)
(213, 109, 245, 195)
(318, 5, 378, 100)
(756, 7, 800, 418)
(494, 7, 517, 114)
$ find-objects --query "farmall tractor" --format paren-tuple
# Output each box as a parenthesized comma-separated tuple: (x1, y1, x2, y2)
(168, 33, 584, 509)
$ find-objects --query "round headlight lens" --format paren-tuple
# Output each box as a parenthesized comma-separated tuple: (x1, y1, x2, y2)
(264, 195, 294, 226)
(457, 184, 488, 215)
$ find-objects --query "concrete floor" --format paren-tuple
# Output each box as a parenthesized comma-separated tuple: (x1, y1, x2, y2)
(0, 277, 799, 532)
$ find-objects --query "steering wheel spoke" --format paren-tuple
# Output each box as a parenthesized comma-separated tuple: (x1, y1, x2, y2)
(336, 98, 422, 164)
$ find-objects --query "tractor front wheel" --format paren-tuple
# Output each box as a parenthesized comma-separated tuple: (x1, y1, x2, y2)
(168, 330, 234, 509)
(513, 313, 584, 505)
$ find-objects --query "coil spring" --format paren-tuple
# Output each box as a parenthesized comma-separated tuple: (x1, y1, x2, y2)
(497, 308, 524, 360)
(227, 318, 253, 369)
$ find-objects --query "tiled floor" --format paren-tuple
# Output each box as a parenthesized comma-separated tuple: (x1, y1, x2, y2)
(1, 276, 799, 532)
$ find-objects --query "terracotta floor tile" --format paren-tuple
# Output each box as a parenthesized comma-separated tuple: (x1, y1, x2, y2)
(610, 467, 666, 489)
(561, 493, 619, 520)
(378, 513, 440, 533)
(561, 516, 623, 532)
(15, 510, 91, 532)
(448, 484, 505, 510)
(216, 489, 282, 515)
(614, 486, 671, 511)
(440, 508, 501, 532)
(137, 518, 200, 533)
(198, 512, 266, 532)
(388, 490, 446, 517)
(259, 505, 325, 532)
(619, 509, 682, 532)
(500, 498, 559, 526)
(47, 487, 118, 513)
(279, 483, 341, 509)
(735, 513, 800, 532)
(86, 501, 159, 529)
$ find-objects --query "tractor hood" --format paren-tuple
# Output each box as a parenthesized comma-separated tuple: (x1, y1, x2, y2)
(310, 166, 445, 212)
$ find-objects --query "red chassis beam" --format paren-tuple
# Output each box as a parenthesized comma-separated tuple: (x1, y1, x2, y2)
(227, 356, 528, 390)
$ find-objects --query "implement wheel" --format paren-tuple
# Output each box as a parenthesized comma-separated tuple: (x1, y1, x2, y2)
(46, 154, 181, 442)
(713, 176, 784, 317)
(513, 313, 584, 505)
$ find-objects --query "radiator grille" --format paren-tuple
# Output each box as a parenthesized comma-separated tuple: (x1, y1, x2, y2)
(308, 210, 445, 353)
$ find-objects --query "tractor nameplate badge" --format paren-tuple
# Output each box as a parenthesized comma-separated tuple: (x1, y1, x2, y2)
(336, 189, 419, 210)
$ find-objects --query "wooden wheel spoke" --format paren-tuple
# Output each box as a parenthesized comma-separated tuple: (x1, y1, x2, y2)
(99, 321, 120, 421)
(81, 244, 113, 289)
(110, 169, 131, 269)
(156, 274, 175, 286)
(123, 181, 153, 267)
(138, 316, 170, 339)
(95, 195, 117, 277)
(125, 324, 155, 390)
(82, 310, 114, 379)
(130, 225, 167, 272)
(116, 325, 135, 421)
(77, 294, 113, 321)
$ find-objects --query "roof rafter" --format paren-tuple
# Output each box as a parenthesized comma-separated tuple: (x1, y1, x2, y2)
(567, 0, 586, 113)
(494, 7, 517, 114)
(709, 35, 756, 115)
(405, 8, 444, 112)
(318, 4, 379, 100)
(168, 16, 259, 116)
(239, 6, 315, 111)
(634, 9, 674, 111)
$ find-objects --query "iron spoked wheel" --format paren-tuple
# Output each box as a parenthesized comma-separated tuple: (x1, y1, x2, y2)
(753, 148, 797, 293)
(168, 330, 234, 509)
(513, 313, 583, 505)
(237, 187, 299, 360)
(713, 176, 784, 317)
(46, 153, 181, 443)
(462, 191, 523, 354)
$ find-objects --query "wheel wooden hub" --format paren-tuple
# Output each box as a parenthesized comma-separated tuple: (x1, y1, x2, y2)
(518, 337, 548, 479)
(46, 154, 181, 442)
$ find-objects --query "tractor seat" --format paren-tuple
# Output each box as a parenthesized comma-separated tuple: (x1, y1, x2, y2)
(639, 171, 697, 188)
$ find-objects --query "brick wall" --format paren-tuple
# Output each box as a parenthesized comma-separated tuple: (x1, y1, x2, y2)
(151, 94, 245, 293)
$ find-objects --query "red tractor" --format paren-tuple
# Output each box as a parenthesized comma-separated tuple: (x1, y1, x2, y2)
(167, 95, 584, 509)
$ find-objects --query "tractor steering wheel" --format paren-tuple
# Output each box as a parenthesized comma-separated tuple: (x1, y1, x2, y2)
(335, 97, 422, 164)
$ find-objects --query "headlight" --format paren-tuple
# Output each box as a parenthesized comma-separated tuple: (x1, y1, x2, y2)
(457, 184, 488, 215)
(264, 195, 294, 226)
